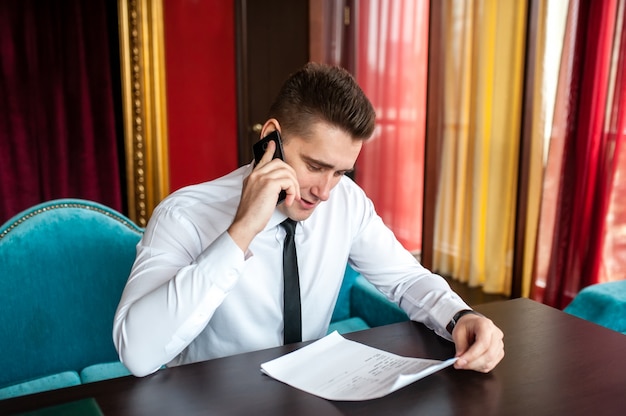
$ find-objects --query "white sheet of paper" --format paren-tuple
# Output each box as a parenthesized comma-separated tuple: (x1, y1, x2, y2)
(260, 331, 457, 401)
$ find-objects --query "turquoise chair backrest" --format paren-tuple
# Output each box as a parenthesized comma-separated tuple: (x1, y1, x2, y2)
(331, 265, 360, 323)
(0, 199, 143, 388)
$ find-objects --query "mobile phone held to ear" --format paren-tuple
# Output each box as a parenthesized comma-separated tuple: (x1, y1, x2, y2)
(253, 130, 285, 165)
(252, 130, 287, 204)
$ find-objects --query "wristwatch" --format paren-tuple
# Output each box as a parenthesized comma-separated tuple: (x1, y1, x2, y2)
(446, 309, 480, 334)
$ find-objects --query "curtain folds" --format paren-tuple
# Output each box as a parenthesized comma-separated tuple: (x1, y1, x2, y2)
(353, 0, 626, 302)
(531, 0, 624, 308)
(0, 0, 122, 223)
(432, 0, 527, 295)
(598, 2, 626, 283)
(355, 0, 429, 253)
(519, 0, 569, 298)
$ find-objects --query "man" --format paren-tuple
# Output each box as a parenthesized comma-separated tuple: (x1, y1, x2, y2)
(113, 63, 504, 378)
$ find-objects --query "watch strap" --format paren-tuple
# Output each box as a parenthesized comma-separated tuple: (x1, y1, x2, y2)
(446, 309, 480, 334)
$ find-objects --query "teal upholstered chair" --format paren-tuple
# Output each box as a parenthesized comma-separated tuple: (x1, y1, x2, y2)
(0, 199, 143, 399)
(328, 265, 409, 334)
(0, 199, 407, 399)
(564, 280, 626, 335)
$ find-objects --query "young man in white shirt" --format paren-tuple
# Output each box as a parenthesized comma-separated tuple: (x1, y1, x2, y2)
(113, 63, 504, 377)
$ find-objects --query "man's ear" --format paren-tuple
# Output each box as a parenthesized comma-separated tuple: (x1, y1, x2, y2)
(259, 118, 281, 139)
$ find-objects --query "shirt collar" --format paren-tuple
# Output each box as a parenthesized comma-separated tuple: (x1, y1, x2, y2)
(266, 208, 289, 231)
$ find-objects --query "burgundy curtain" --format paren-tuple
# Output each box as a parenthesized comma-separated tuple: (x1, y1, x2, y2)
(0, 0, 122, 223)
(531, 0, 622, 308)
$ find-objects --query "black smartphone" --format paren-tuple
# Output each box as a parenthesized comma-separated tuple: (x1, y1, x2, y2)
(252, 130, 287, 204)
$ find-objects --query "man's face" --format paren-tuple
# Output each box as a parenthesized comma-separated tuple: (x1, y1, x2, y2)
(278, 121, 363, 221)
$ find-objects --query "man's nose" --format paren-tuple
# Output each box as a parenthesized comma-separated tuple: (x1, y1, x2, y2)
(311, 175, 333, 201)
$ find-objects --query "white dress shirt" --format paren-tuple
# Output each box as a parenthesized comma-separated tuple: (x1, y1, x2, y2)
(113, 164, 470, 377)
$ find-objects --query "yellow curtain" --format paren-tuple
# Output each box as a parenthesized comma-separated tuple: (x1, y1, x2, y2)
(433, 0, 527, 295)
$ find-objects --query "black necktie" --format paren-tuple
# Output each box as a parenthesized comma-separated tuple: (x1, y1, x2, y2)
(280, 219, 302, 344)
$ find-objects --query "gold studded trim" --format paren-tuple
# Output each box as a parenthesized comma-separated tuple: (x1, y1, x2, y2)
(0, 201, 143, 240)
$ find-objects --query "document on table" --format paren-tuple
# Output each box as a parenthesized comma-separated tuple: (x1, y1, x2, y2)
(260, 331, 457, 401)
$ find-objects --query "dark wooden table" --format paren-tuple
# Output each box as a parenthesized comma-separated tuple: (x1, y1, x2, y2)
(3, 298, 626, 416)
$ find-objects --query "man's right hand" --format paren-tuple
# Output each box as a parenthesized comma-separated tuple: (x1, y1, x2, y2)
(227, 139, 300, 252)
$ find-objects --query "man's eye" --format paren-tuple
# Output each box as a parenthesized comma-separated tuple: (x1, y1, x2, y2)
(308, 164, 322, 172)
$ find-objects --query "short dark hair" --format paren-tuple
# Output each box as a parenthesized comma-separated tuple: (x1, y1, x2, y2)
(268, 62, 376, 140)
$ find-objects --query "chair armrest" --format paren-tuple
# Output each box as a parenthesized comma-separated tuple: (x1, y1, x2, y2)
(350, 275, 409, 328)
(564, 281, 626, 334)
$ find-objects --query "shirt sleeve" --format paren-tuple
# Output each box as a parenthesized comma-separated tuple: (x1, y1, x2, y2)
(348, 198, 470, 342)
(112, 206, 246, 377)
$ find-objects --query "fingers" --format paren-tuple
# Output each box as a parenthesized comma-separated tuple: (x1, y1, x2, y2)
(228, 143, 300, 250)
(453, 315, 504, 373)
(251, 162, 300, 205)
(256, 139, 277, 166)
(249, 141, 300, 205)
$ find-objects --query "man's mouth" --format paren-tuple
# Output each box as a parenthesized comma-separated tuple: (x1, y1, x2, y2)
(299, 197, 318, 210)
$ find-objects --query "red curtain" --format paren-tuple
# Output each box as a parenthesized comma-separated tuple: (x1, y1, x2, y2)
(0, 0, 122, 223)
(593, 1, 626, 284)
(532, 0, 623, 308)
(354, 0, 429, 253)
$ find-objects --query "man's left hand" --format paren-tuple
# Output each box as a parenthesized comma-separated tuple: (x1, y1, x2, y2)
(452, 313, 504, 373)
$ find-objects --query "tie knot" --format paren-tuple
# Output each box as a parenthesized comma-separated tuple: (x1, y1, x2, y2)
(280, 219, 297, 236)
